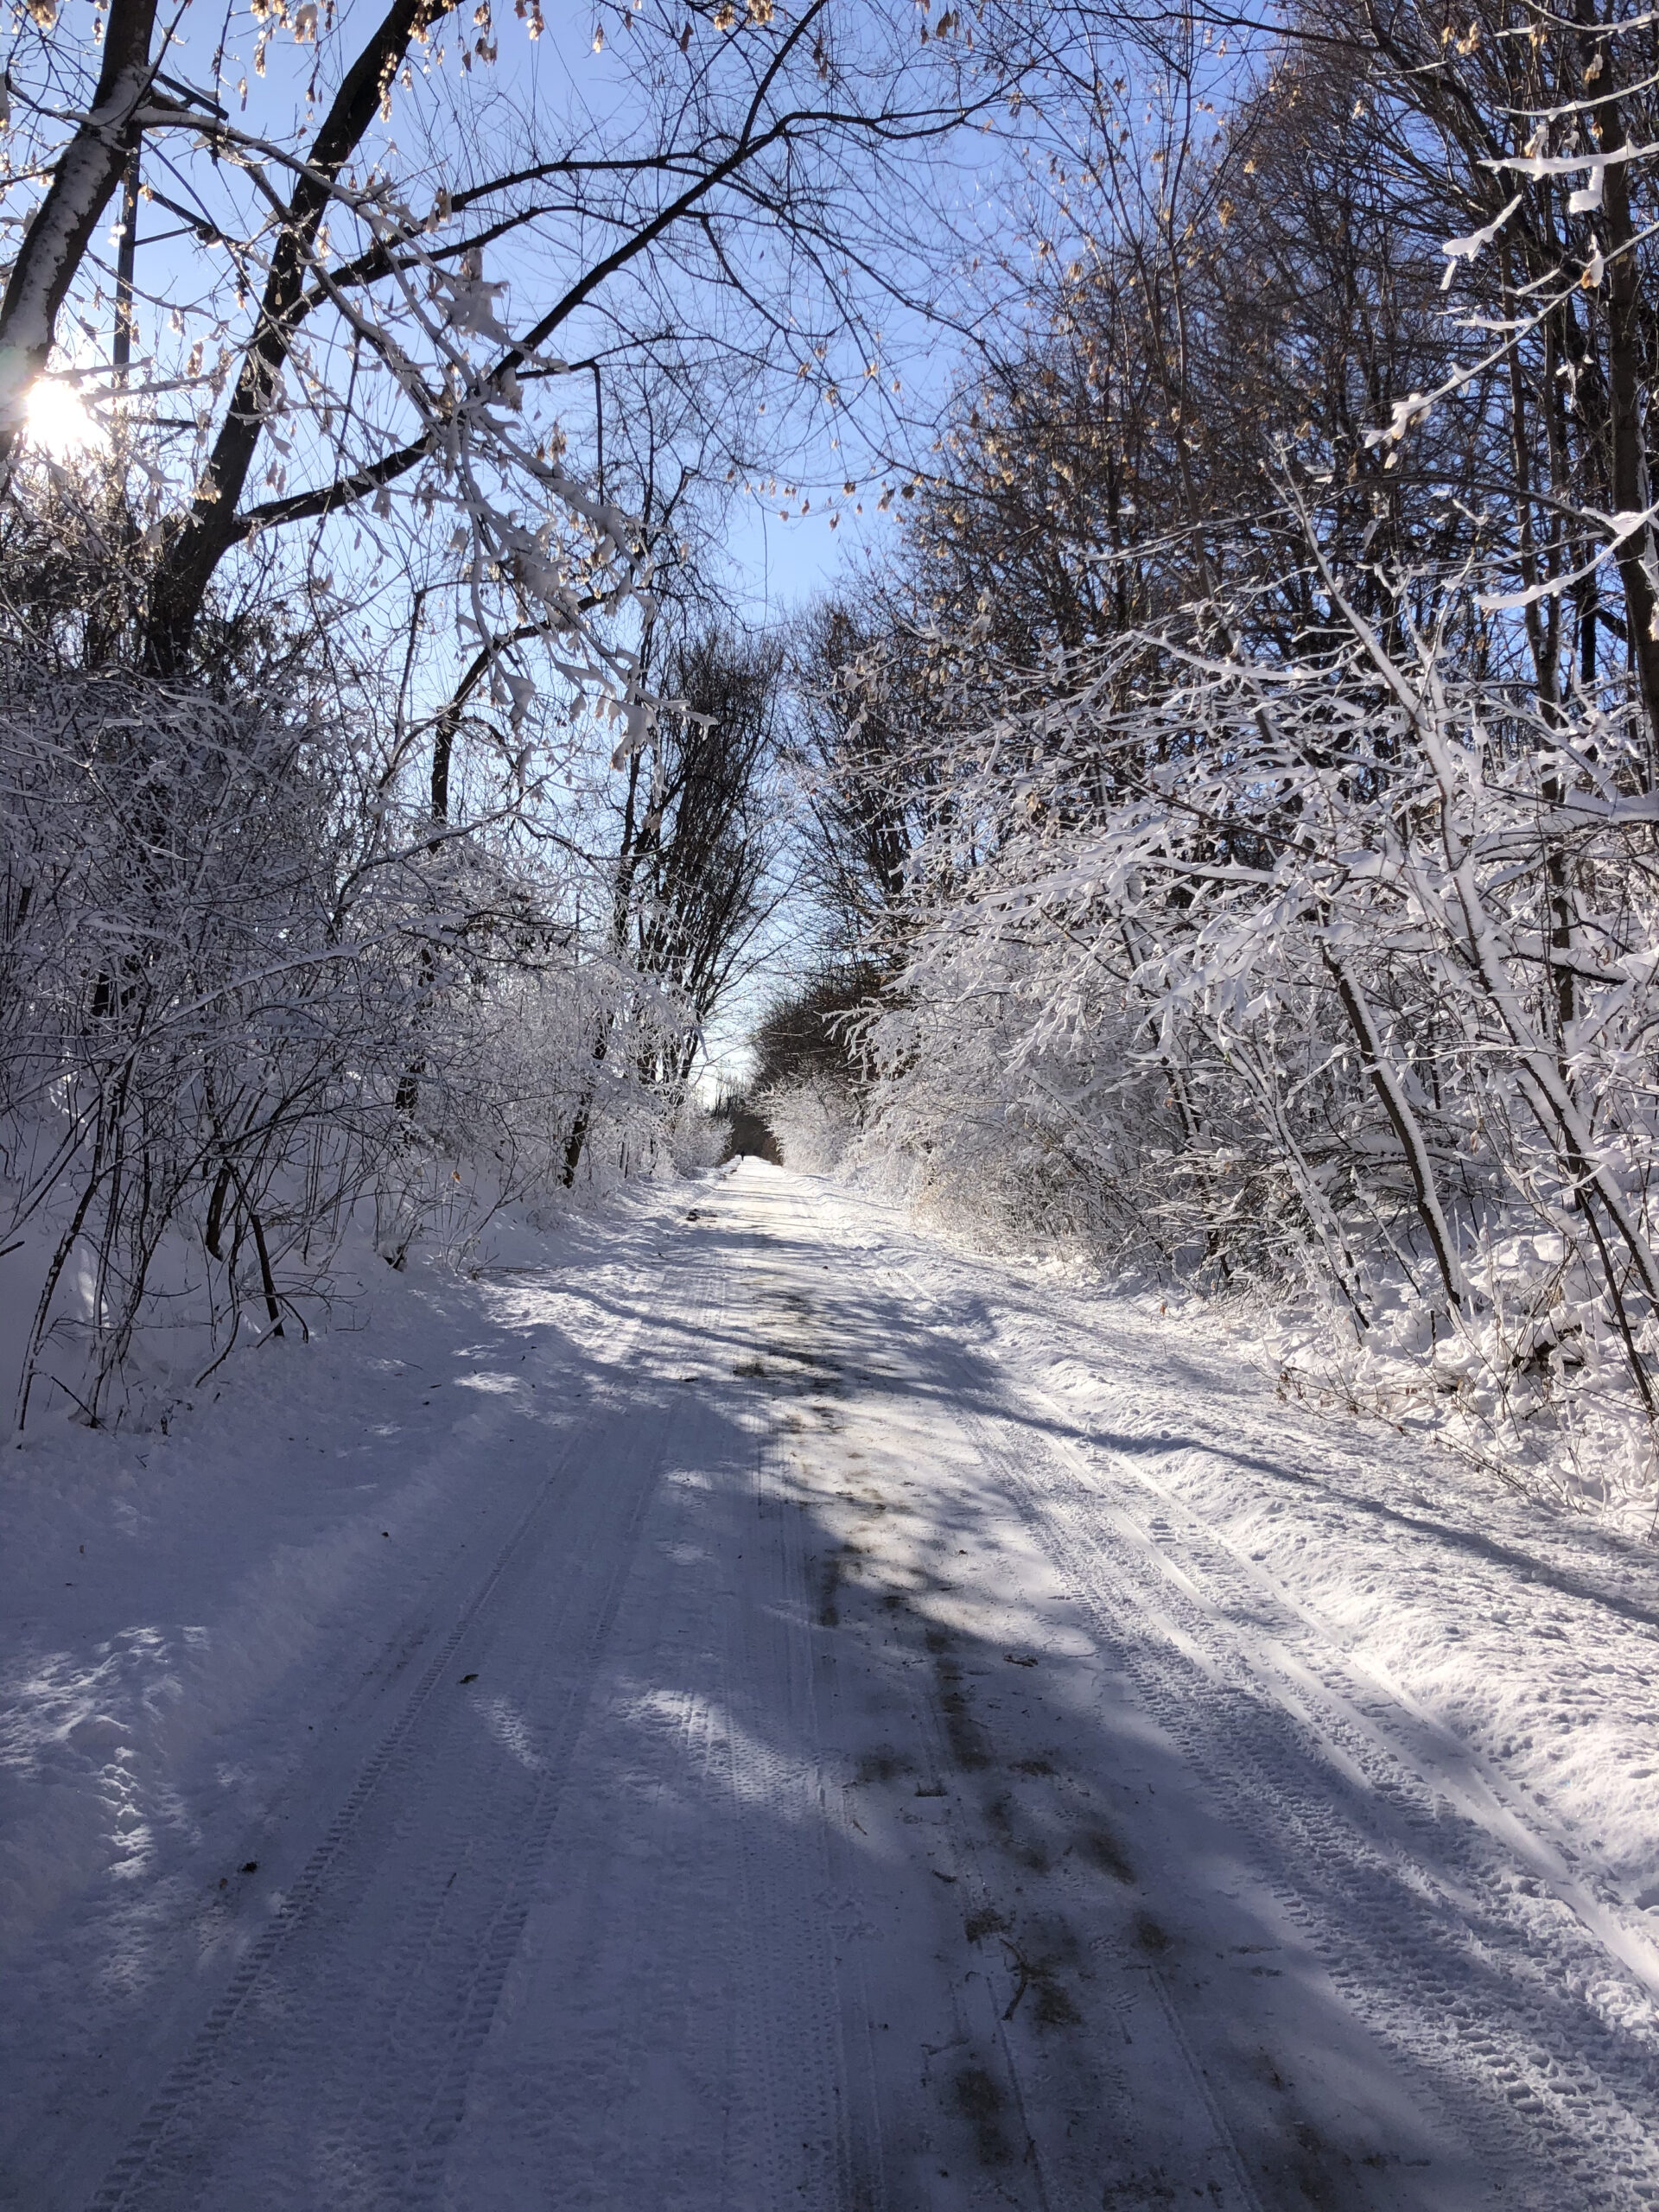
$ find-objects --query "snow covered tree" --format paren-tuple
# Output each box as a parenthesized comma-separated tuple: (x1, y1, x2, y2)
(0, 0, 1028, 1422)
(788, 0, 1659, 1500)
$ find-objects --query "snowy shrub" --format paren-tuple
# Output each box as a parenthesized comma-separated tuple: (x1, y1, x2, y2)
(748, 967, 876, 1174)
(859, 982, 1164, 1258)
(0, 659, 407, 1420)
(823, 570, 1659, 1507)
(761, 1072, 862, 1174)
(0, 655, 713, 1427)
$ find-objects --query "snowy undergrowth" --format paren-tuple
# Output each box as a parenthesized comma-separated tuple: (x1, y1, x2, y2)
(2, 1096, 719, 1441)
(0, 656, 722, 1440)
(1242, 1218, 1659, 1522)
(836, 1097, 1659, 1521)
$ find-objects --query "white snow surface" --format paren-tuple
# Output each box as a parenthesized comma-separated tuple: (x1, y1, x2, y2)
(3, 1160, 1659, 2209)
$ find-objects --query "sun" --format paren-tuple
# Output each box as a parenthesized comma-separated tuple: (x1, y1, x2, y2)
(25, 378, 106, 460)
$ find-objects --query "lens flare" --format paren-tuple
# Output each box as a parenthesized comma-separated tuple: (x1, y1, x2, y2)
(25, 378, 105, 459)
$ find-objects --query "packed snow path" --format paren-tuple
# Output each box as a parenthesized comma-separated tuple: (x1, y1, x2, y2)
(8, 1162, 1659, 2209)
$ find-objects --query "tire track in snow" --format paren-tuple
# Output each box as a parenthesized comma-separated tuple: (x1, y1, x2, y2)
(1057, 1428, 1659, 2005)
(963, 1373, 1659, 2205)
(85, 1245, 724, 2212)
(798, 1191, 1659, 2209)
(403, 1188, 856, 2212)
(742, 1249, 1072, 2212)
(742, 1185, 1269, 2212)
(723, 1402, 853, 2208)
(742, 1222, 1077, 2209)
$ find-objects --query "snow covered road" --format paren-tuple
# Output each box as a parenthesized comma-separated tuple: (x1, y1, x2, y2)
(6, 1161, 1659, 2209)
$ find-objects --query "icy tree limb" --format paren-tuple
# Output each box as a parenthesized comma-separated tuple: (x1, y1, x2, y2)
(145, 0, 461, 671)
(1320, 945, 1471, 1316)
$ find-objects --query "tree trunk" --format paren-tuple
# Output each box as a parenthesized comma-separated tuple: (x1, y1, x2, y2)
(1582, 44, 1659, 784)
(0, 0, 160, 468)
